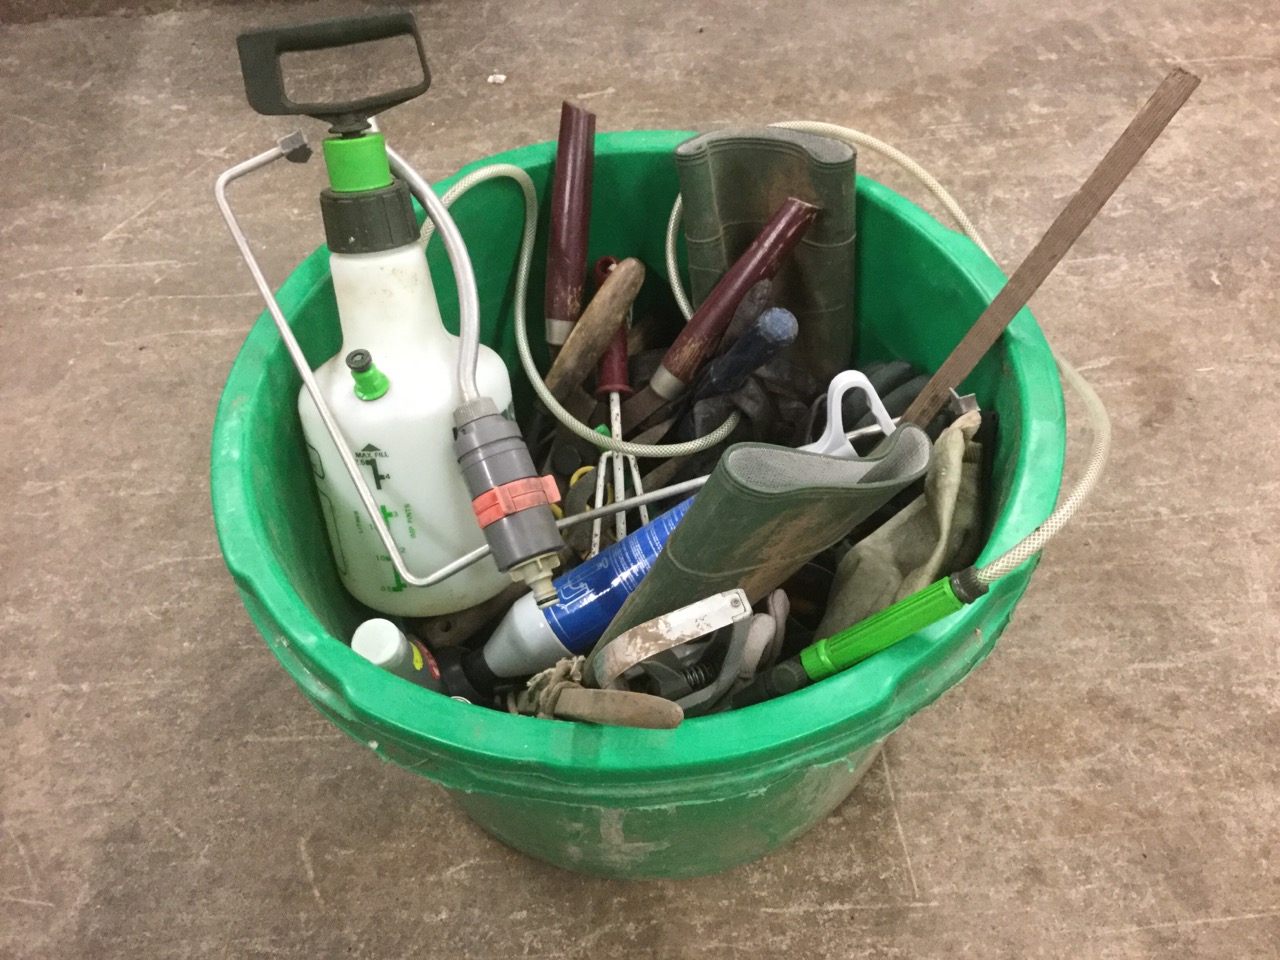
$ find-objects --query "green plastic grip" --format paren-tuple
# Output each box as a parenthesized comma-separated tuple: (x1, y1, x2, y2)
(801, 577, 964, 681)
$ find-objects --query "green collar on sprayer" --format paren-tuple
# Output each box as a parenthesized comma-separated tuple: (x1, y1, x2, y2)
(317, 131, 420, 254)
(322, 132, 394, 193)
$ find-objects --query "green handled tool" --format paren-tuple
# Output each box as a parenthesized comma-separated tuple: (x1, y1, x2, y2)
(729, 568, 988, 707)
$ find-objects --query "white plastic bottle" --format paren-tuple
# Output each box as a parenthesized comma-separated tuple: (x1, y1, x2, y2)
(351, 618, 445, 692)
(299, 243, 513, 615)
(297, 132, 515, 616)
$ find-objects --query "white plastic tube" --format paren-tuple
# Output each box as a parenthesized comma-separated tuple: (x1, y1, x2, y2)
(383, 143, 486, 404)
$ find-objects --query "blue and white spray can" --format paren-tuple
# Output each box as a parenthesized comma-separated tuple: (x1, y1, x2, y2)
(475, 498, 693, 680)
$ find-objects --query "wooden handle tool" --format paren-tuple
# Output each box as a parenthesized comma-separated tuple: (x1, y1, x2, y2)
(543, 257, 645, 403)
(544, 101, 596, 353)
(621, 196, 817, 433)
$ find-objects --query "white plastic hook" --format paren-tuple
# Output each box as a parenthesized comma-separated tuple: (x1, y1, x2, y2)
(800, 370, 896, 458)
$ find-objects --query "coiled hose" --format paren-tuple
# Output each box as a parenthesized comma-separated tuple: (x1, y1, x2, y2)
(417, 126, 1109, 576)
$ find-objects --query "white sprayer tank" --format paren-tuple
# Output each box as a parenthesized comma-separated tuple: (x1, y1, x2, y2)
(298, 242, 513, 615)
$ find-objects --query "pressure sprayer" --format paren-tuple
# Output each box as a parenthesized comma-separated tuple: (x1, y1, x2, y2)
(217, 13, 564, 616)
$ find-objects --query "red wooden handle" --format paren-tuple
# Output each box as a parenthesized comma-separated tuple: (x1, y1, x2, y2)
(593, 257, 632, 397)
(660, 196, 817, 385)
(544, 101, 595, 343)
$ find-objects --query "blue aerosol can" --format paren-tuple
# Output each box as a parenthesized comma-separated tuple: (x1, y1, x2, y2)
(465, 499, 693, 686)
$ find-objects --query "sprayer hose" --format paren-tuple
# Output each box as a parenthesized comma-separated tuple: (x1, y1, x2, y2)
(385, 142, 486, 405)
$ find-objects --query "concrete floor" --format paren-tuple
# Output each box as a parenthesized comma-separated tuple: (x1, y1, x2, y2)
(3, 0, 1277, 956)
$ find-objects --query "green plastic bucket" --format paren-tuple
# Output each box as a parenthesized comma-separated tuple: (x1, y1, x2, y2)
(211, 130, 1065, 879)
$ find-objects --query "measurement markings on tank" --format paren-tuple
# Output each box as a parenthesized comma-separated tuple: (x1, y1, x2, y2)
(355, 443, 390, 489)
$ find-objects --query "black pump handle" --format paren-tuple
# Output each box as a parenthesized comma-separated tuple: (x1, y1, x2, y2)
(236, 11, 430, 133)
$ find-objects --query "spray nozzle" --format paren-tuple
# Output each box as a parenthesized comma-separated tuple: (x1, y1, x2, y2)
(345, 349, 390, 401)
(236, 11, 431, 135)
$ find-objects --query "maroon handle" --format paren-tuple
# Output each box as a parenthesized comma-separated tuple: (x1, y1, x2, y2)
(543, 101, 596, 344)
(596, 327, 631, 398)
(593, 257, 631, 397)
(660, 197, 817, 386)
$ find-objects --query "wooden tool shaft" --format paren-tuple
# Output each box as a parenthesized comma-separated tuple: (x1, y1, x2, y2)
(552, 687, 684, 728)
(543, 257, 645, 402)
(597, 326, 632, 399)
(593, 257, 632, 398)
(660, 196, 817, 388)
(620, 198, 816, 433)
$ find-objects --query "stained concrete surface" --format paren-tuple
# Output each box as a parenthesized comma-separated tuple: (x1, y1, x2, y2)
(2, 0, 1278, 956)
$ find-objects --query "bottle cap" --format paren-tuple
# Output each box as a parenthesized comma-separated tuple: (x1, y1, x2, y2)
(352, 619, 410, 670)
(346, 349, 390, 400)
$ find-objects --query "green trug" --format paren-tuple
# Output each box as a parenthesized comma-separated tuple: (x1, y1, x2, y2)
(210, 131, 1066, 880)
(350, 361, 390, 401)
(322, 133, 393, 193)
